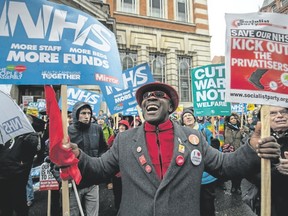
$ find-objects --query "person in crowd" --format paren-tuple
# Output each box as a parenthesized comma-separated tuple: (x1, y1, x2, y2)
(26, 169, 34, 207)
(251, 107, 260, 127)
(98, 110, 111, 127)
(68, 112, 73, 125)
(246, 115, 256, 133)
(107, 119, 131, 213)
(68, 102, 108, 216)
(181, 109, 217, 216)
(97, 116, 114, 143)
(224, 112, 249, 195)
(131, 116, 142, 128)
(196, 116, 206, 125)
(25, 114, 44, 207)
(97, 115, 114, 189)
(0, 115, 40, 216)
(123, 115, 133, 126)
(243, 106, 288, 216)
(64, 82, 280, 216)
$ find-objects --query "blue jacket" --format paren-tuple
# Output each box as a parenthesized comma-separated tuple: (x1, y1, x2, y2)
(197, 124, 217, 185)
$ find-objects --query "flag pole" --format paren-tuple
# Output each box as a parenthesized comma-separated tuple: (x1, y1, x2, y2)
(260, 105, 271, 216)
(60, 85, 70, 216)
(47, 190, 51, 216)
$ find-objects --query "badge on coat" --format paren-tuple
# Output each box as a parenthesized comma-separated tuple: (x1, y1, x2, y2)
(136, 146, 142, 153)
(139, 155, 147, 165)
(176, 155, 185, 166)
(145, 165, 152, 173)
(188, 134, 199, 145)
(190, 149, 202, 166)
(178, 144, 185, 153)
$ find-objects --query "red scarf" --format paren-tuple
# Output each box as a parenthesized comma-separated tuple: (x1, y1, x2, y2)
(144, 119, 174, 179)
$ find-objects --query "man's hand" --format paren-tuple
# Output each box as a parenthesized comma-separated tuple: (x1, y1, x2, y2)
(277, 152, 288, 175)
(63, 141, 80, 158)
(249, 122, 280, 159)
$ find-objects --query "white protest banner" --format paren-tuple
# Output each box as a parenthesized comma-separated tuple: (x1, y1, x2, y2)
(22, 96, 34, 108)
(39, 162, 59, 191)
(225, 12, 288, 107)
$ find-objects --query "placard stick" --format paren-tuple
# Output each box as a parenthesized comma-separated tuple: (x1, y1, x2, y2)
(60, 85, 70, 216)
(240, 104, 244, 128)
(115, 113, 119, 129)
(260, 105, 271, 216)
(47, 190, 51, 216)
(136, 105, 144, 123)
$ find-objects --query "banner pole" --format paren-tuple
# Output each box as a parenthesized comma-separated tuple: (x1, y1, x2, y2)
(60, 85, 70, 216)
(260, 105, 271, 216)
(241, 104, 244, 128)
(136, 105, 144, 123)
(47, 190, 51, 216)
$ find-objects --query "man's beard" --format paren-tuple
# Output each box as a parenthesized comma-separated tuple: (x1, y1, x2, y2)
(75, 121, 91, 130)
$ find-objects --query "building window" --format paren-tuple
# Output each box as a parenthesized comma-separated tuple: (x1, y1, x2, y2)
(149, 53, 166, 82)
(119, 51, 137, 70)
(176, 0, 189, 22)
(178, 57, 191, 102)
(148, 0, 164, 18)
(117, 0, 137, 14)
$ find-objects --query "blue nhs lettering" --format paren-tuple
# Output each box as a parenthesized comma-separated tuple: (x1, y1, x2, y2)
(2, 116, 23, 134)
(0, 1, 112, 52)
(67, 88, 99, 104)
(105, 65, 149, 95)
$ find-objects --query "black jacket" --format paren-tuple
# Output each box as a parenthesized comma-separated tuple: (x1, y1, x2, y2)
(246, 130, 288, 216)
(68, 101, 108, 188)
(0, 132, 39, 180)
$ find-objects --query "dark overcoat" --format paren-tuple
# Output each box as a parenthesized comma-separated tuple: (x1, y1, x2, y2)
(78, 122, 260, 216)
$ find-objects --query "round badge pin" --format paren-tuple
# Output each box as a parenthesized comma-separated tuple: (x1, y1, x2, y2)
(137, 146, 142, 153)
(176, 155, 185, 166)
(190, 149, 202, 166)
(188, 134, 200, 145)
(145, 165, 152, 173)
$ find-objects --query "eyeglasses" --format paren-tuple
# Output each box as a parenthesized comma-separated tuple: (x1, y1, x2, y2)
(270, 109, 288, 117)
(79, 111, 91, 115)
(143, 91, 170, 100)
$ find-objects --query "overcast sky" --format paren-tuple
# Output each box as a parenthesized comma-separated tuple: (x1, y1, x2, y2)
(207, 0, 264, 58)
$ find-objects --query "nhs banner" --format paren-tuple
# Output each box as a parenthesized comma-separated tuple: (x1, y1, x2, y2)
(58, 86, 102, 116)
(122, 107, 139, 116)
(231, 103, 247, 115)
(101, 63, 154, 115)
(0, 0, 122, 87)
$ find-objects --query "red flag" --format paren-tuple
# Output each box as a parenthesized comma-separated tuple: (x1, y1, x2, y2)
(44, 85, 82, 184)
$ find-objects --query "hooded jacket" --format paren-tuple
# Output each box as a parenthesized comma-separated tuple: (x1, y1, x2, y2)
(68, 102, 108, 188)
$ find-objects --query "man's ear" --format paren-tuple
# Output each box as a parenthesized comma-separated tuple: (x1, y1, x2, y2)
(168, 102, 174, 113)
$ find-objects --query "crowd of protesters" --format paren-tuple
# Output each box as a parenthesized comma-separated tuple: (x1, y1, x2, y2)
(1, 83, 288, 216)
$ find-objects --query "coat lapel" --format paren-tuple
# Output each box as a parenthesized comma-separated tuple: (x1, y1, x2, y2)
(131, 125, 161, 188)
